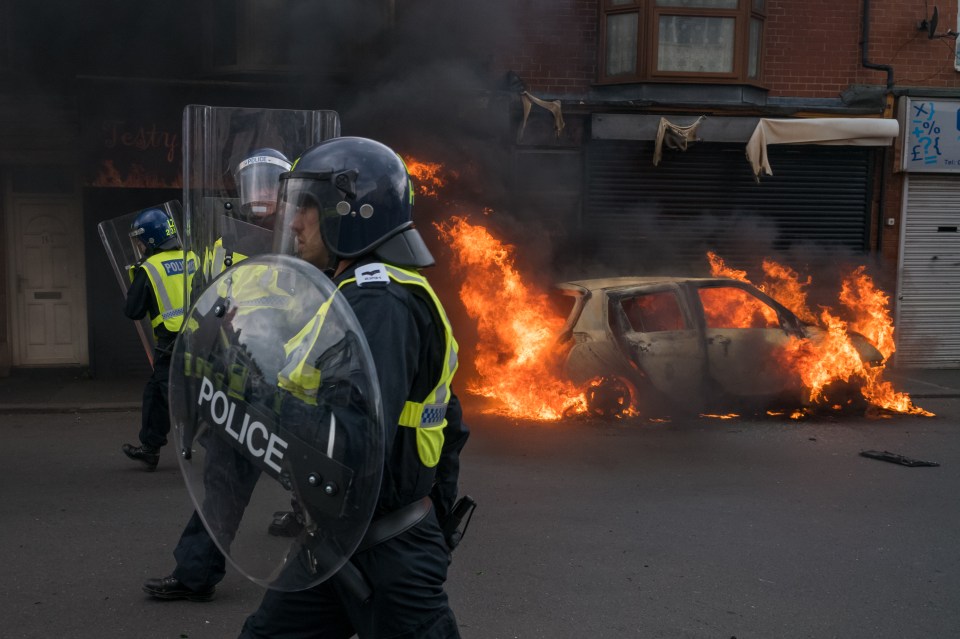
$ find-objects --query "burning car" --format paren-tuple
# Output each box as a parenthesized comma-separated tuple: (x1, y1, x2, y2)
(556, 276, 885, 417)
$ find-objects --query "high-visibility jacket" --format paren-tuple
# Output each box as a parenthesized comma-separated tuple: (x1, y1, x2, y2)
(204, 237, 248, 282)
(279, 263, 459, 468)
(137, 250, 195, 336)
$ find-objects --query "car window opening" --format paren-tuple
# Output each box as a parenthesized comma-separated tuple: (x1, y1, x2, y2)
(699, 287, 779, 329)
(621, 292, 686, 333)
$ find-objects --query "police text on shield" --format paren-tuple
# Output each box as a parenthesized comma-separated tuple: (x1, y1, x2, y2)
(198, 376, 287, 473)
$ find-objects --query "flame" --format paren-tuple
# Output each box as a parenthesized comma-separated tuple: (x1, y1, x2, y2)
(778, 310, 866, 402)
(838, 267, 930, 414)
(436, 216, 586, 420)
(404, 157, 454, 198)
(707, 254, 931, 417)
(412, 161, 930, 420)
(760, 260, 817, 324)
(91, 160, 181, 188)
(839, 266, 895, 359)
(699, 286, 780, 329)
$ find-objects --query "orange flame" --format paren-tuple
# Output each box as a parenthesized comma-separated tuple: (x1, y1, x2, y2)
(760, 259, 817, 324)
(708, 253, 931, 417)
(91, 160, 181, 188)
(404, 157, 454, 198)
(707, 251, 748, 281)
(413, 158, 929, 420)
(436, 216, 585, 420)
(839, 266, 895, 359)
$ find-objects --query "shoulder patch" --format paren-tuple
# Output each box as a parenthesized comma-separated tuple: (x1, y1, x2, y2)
(355, 263, 390, 287)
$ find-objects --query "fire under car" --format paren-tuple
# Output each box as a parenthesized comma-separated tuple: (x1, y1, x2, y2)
(555, 276, 884, 417)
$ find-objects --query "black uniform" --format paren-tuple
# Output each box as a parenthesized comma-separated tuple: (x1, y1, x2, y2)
(125, 263, 178, 451)
(239, 257, 469, 639)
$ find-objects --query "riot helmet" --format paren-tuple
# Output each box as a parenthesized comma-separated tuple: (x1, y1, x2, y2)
(233, 148, 292, 227)
(129, 207, 178, 261)
(273, 137, 434, 269)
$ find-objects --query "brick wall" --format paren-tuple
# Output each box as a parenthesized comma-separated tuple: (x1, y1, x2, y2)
(497, 0, 960, 98)
(496, 0, 597, 96)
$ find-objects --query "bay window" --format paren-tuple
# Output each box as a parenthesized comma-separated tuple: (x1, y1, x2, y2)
(600, 0, 765, 84)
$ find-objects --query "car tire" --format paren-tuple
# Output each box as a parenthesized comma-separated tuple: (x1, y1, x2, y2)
(585, 376, 636, 418)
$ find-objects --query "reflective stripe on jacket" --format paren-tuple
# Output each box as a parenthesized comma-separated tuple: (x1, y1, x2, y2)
(138, 251, 195, 335)
(339, 264, 459, 468)
(278, 263, 459, 468)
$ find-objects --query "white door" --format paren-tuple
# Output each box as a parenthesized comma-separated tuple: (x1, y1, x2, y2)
(9, 195, 89, 366)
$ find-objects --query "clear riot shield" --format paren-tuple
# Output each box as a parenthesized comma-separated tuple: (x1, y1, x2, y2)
(182, 105, 340, 307)
(170, 255, 384, 591)
(96, 200, 184, 365)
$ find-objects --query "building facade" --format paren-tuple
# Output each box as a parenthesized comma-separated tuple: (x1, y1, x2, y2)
(1, 0, 958, 376)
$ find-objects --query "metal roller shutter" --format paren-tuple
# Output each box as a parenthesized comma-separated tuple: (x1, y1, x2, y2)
(895, 174, 960, 368)
(584, 140, 873, 273)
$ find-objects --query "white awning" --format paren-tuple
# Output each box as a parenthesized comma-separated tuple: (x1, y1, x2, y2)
(746, 117, 900, 179)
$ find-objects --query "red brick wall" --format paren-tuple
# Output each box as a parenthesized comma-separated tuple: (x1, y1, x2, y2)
(497, 0, 960, 97)
(766, 0, 960, 97)
(497, 0, 598, 96)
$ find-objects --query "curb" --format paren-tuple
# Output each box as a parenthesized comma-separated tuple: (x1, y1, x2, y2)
(0, 403, 141, 415)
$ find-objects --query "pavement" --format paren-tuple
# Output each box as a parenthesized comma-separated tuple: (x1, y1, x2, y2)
(0, 365, 958, 414)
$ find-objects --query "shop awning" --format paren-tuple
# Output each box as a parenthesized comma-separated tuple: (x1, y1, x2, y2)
(746, 117, 899, 179)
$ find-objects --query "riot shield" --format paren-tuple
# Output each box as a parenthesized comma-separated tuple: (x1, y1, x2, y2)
(170, 255, 384, 591)
(182, 105, 340, 307)
(96, 200, 184, 365)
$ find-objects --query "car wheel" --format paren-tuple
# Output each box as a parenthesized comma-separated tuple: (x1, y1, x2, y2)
(585, 376, 636, 418)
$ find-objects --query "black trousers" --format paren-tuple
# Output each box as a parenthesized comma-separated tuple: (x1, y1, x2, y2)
(173, 435, 261, 591)
(238, 509, 460, 639)
(139, 353, 171, 450)
(172, 511, 226, 591)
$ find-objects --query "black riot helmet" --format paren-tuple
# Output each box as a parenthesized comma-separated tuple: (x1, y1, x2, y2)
(233, 147, 292, 227)
(273, 137, 435, 268)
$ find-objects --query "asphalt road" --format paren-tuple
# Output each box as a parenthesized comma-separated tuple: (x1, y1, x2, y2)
(2, 396, 958, 639)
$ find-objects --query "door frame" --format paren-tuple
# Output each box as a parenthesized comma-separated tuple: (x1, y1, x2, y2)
(4, 172, 88, 367)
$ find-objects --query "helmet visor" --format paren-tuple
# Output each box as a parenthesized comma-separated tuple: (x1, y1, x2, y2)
(128, 226, 149, 263)
(236, 156, 290, 226)
(272, 172, 354, 268)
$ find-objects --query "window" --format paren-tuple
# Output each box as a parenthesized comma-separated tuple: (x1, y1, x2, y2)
(698, 286, 779, 329)
(599, 0, 765, 84)
(621, 292, 686, 332)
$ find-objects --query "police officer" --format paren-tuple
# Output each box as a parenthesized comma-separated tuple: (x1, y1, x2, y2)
(203, 147, 292, 284)
(238, 136, 469, 638)
(143, 148, 294, 602)
(235, 147, 292, 229)
(122, 208, 193, 470)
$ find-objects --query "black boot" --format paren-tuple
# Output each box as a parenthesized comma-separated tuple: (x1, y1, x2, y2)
(122, 443, 159, 471)
(143, 575, 215, 602)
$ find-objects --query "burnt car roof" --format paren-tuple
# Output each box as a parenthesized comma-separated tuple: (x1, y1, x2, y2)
(558, 276, 742, 293)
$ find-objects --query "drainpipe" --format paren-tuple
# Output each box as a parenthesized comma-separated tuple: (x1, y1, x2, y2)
(861, 0, 894, 89)
(861, 0, 893, 254)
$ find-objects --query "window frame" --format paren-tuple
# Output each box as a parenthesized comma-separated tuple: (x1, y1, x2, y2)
(597, 0, 766, 86)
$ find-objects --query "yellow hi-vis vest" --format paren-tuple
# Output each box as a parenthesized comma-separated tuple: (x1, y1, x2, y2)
(138, 251, 195, 335)
(215, 262, 295, 320)
(204, 237, 249, 281)
(278, 264, 459, 468)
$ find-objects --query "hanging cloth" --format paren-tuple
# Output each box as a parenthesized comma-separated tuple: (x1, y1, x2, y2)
(517, 91, 565, 142)
(653, 115, 706, 166)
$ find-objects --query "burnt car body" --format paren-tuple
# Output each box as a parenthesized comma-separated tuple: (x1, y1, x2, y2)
(556, 276, 884, 417)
